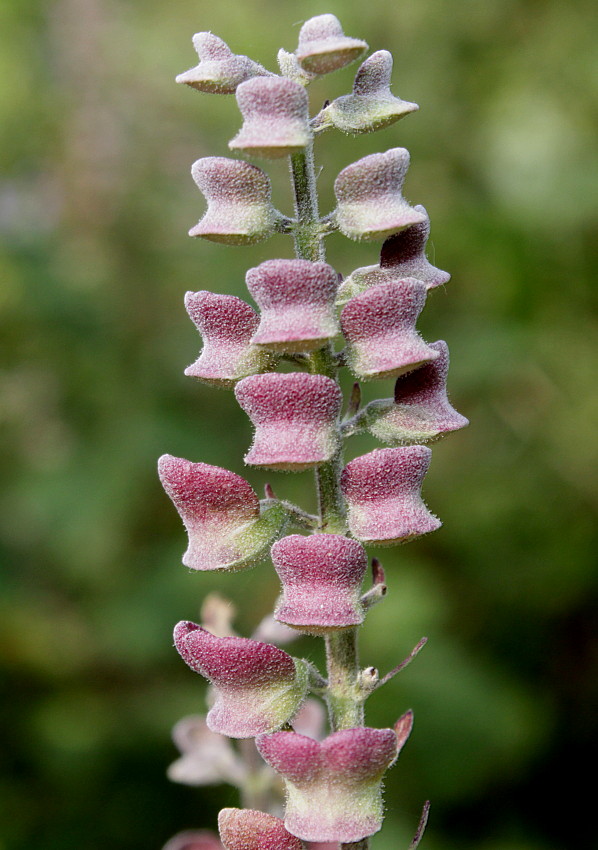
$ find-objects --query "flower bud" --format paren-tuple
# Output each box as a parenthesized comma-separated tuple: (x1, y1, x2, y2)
(167, 715, 245, 787)
(271, 534, 367, 632)
(334, 148, 426, 240)
(218, 809, 304, 850)
(158, 455, 287, 570)
(245, 259, 340, 352)
(189, 157, 280, 245)
(163, 830, 223, 850)
(340, 278, 439, 380)
(341, 447, 441, 545)
(230, 77, 312, 158)
(295, 14, 367, 75)
(367, 341, 470, 444)
(184, 291, 271, 386)
(235, 373, 342, 470)
(176, 32, 270, 94)
(323, 51, 418, 134)
(380, 205, 451, 288)
(174, 622, 309, 738)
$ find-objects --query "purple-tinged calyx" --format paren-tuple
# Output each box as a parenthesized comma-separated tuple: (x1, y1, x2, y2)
(174, 623, 309, 738)
(295, 14, 367, 76)
(176, 32, 271, 95)
(162, 830, 224, 850)
(235, 373, 342, 471)
(271, 534, 367, 632)
(341, 446, 441, 545)
(230, 77, 312, 159)
(321, 51, 418, 135)
(366, 341, 470, 444)
(158, 455, 287, 570)
(334, 148, 426, 241)
(245, 259, 340, 352)
(341, 278, 439, 381)
(184, 291, 271, 386)
(256, 716, 413, 843)
(218, 809, 304, 850)
(189, 157, 281, 245)
(167, 715, 246, 787)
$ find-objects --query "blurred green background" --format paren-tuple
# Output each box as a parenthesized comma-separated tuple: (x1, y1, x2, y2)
(1, 0, 597, 848)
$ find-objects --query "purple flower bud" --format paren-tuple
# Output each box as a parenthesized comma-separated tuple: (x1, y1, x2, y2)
(218, 809, 304, 850)
(158, 455, 287, 570)
(163, 830, 223, 850)
(189, 158, 280, 245)
(245, 259, 340, 352)
(230, 77, 312, 159)
(184, 291, 271, 386)
(234, 374, 342, 470)
(174, 622, 308, 738)
(167, 715, 245, 787)
(271, 534, 367, 632)
(368, 341, 470, 444)
(256, 722, 411, 842)
(323, 51, 418, 134)
(295, 14, 368, 75)
(334, 148, 426, 241)
(380, 205, 451, 289)
(340, 278, 440, 380)
(176, 32, 270, 95)
(341, 447, 441, 545)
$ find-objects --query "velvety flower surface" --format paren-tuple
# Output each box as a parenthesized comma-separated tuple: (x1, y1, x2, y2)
(322, 51, 418, 134)
(235, 373, 342, 470)
(158, 455, 286, 570)
(163, 829, 224, 850)
(176, 32, 270, 94)
(245, 259, 339, 352)
(295, 14, 367, 75)
(341, 446, 441, 545)
(379, 204, 451, 288)
(367, 340, 470, 444)
(174, 622, 308, 738)
(189, 157, 280, 244)
(184, 291, 271, 386)
(230, 77, 312, 158)
(341, 278, 439, 380)
(218, 809, 304, 850)
(256, 721, 410, 842)
(167, 715, 245, 787)
(271, 534, 367, 632)
(334, 148, 426, 240)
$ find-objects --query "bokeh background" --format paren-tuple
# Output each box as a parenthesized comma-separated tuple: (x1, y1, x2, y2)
(1, 0, 597, 848)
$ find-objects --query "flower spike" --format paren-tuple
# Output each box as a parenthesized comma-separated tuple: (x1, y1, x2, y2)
(295, 14, 367, 75)
(230, 77, 312, 158)
(176, 32, 270, 94)
(218, 809, 304, 850)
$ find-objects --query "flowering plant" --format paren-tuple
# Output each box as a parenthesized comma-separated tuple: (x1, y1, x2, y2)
(160, 14, 467, 850)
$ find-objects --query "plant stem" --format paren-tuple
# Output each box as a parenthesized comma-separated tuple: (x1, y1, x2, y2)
(325, 628, 363, 730)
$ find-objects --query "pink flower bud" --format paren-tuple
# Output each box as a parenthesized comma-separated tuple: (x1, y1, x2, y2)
(334, 148, 426, 241)
(368, 341, 469, 444)
(176, 32, 270, 95)
(323, 51, 418, 134)
(174, 622, 308, 738)
(256, 722, 410, 842)
(230, 77, 312, 159)
(184, 291, 271, 386)
(340, 278, 439, 380)
(158, 455, 287, 571)
(295, 14, 367, 75)
(245, 260, 340, 352)
(271, 534, 367, 632)
(380, 205, 451, 289)
(163, 830, 223, 850)
(218, 809, 304, 850)
(341, 447, 441, 545)
(189, 158, 280, 245)
(234, 374, 342, 470)
(167, 715, 245, 787)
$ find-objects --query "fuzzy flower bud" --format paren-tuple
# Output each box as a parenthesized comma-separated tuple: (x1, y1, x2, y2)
(163, 830, 223, 850)
(174, 622, 308, 738)
(245, 259, 340, 352)
(189, 158, 281, 245)
(176, 32, 270, 94)
(230, 77, 312, 158)
(341, 447, 441, 545)
(295, 14, 367, 75)
(379, 205, 451, 288)
(184, 291, 271, 386)
(334, 148, 426, 241)
(158, 455, 287, 571)
(167, 715, 245, 787)
(218, 809, 304, 850)
(271, 534, 367, 632)
(340, 278, 439, 380)
(235, 373, 342, 470)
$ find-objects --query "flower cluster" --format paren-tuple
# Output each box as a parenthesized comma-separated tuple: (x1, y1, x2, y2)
(160, 13, 466, 849)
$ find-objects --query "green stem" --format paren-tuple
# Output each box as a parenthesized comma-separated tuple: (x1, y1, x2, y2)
(325, 628, 363, 730)
(289, 149, 325, 262)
